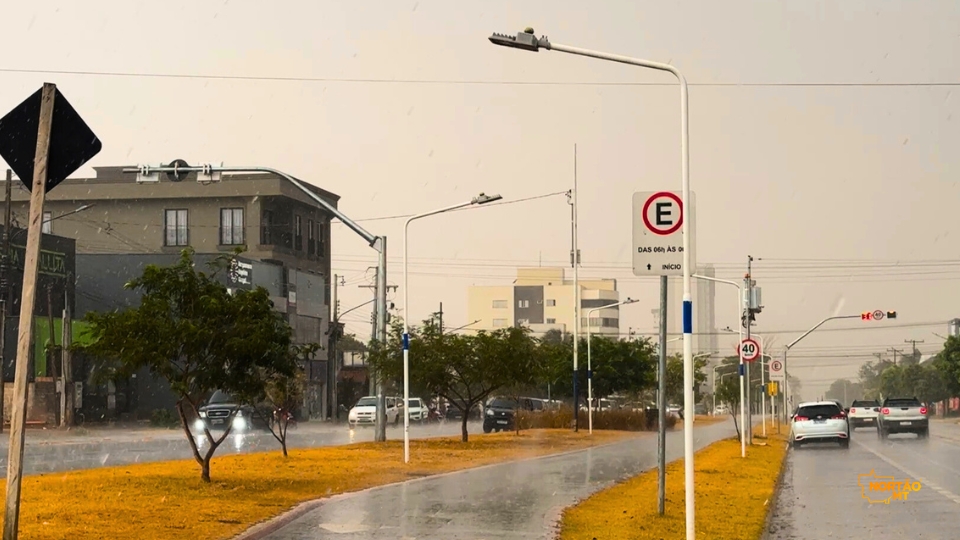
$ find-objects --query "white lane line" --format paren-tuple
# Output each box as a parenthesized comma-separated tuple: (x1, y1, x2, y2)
(855, 439, 960, 505)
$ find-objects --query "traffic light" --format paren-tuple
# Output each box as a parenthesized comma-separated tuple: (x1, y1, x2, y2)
(887, 311, 897, 319)
(861, 312, 873, 321)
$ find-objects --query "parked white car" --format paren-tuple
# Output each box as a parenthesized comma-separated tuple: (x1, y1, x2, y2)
(406, 398, 426, 422)
(790, 400, 850, 449)
(348, 396, 401, 428)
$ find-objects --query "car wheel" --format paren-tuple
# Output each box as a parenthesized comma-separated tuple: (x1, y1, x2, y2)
(919, 428, 929, 439)
(840, 438, 850, 449)
(483, 425, 492, 434)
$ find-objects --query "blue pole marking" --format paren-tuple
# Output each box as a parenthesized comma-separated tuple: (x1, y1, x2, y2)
(587, 370, 593, 379)
(739, 363, 745, 376)
(402, 333, 409, 350)
(682, 300, 693, 334)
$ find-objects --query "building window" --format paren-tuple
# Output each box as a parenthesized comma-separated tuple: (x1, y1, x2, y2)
(164, 209, 188, 246)
(261, 210, 274, 244)
(307, 219, 315, 255)
(545, 299, 556, 307)
(518, 299, 530, 308)
(220, 208, 244, 245)
(546, 318, 556, 324)
(42, 212, 52, 234)
(317, 222, 326, 257)
(294, 215, 302, 250)
(492, 300, 507, 309)
(492, 318, 507, 327)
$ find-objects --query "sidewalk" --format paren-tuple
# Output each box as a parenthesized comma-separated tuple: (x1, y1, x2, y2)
(240, 419, 737, 540)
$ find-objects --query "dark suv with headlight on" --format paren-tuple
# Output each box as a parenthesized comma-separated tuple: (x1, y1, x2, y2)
(195, 390, 273, 433)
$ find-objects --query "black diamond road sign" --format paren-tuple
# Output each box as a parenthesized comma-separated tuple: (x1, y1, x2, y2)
(0, 86, 102, 193)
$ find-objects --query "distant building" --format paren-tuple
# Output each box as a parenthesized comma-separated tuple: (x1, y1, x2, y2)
(467, 267, 620, 337)
(653, 264, 718, 356)
(4, 167, 337, 421)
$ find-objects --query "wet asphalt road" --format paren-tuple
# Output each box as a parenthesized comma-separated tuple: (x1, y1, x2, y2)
(253, 420, 737, 540)
(0, 420, 477, 476)
(765, 419, 960, 539)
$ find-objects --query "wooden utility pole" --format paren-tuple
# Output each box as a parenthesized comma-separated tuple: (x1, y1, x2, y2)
(887, 347, 903, 366)
(60, 274, 73, 428)
(0, 168, 11, 434)
(3, 82, 55, 540)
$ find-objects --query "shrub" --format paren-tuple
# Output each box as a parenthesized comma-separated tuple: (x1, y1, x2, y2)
(150, 408, 180, 428)
(516, 407, 677, 432)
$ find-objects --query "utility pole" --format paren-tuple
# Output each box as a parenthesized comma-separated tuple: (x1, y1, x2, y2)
(439, 302, 443, 333)
(0, 169, 11, 434)
(569, 144, 581, 432)
(887, 347, 903, 366)
(744, 256, 753, 445)
(60, 273, 73, 428)
(358, 246, 395, 442)
(904, 339, 924, 359)
(329, 274, 339, 422)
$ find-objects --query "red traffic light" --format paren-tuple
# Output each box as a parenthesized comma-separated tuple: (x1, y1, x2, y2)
(861, 312, 873, 321)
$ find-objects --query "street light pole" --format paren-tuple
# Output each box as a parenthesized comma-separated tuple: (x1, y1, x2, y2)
(783, 314, 862, 417)
(402, 193, 502, 463)
(586, 298, 637, 434)
(694, 274, 746, 457)
(489, 30, 695, 539)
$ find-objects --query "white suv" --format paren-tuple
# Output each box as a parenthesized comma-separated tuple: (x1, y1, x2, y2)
(848, 399, 880, 429)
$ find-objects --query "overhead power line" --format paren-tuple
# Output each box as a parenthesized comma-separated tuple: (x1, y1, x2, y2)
(2, 67, 959, 87)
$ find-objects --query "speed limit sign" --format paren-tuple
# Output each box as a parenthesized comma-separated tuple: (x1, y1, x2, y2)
(739, 338, 761, 362)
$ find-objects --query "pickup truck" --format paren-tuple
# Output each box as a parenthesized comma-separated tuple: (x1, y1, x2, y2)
(848, 399, 880, 429)
(877, 397, 929, 439)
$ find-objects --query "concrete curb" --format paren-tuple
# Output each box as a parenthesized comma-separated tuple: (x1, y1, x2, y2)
(760, 442, 791, 540)
(231, 432, 651, 540)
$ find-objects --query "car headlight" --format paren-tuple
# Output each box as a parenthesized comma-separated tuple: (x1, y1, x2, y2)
(233, 416, 247, 430)
(193, 419, 205, 431)
(199, 411, 207, 418)
(236, 410, 244, 417)
(486, 409, 494, 416)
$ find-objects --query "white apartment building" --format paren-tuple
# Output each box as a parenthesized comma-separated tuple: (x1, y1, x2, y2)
(651, 264, 719, 356)
(467, 267, 620, 337)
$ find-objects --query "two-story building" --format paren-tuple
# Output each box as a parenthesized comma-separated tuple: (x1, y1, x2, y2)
(5, 166, 338, 421)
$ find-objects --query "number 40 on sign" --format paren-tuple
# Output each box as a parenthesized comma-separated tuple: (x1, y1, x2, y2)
(739, 338, 761, 362)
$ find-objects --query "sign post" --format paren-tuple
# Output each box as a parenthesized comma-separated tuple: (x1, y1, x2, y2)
(633, 190, 696, 516)
(0, 83, 101, 540)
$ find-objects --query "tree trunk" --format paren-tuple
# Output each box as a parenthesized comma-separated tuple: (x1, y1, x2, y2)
(461, 412, 469, 443)
(730, 409, 741, 441)
(201, 457, 211, 483)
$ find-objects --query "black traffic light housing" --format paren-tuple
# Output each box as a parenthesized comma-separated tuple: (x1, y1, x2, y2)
(887, 311, 897, 319)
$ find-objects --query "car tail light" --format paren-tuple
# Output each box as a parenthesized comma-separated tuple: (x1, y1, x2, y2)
(882, 408, 890, 415)
(831, 413, 845, 419)
(794, 416, 809, 422)
(920, 407, 927, 415)
(850, 408, 857, 414)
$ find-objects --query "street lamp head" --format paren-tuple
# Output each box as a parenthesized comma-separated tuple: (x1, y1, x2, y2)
(623, 298, 638, 305)
(472, 193, 503, 205)
(488, 29, 549, 52)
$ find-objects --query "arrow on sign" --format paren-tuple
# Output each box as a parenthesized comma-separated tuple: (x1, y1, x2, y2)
(646, 264, 652, 271)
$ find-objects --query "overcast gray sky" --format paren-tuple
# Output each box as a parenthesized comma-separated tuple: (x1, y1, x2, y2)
(2, 0, 958, 400)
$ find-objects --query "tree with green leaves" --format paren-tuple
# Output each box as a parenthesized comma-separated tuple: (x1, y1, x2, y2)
(539, 334, 657, 402)
(937, 336, 960, 398)
(78, 249, 302, 482)
(369, 314, 542, 442)
(252, 362, 309, 457)
(824, 379, 863, 404)
(665, 353, 709, 406)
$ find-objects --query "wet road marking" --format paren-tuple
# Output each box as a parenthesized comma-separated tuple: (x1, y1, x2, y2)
(855, 439, 960, 505)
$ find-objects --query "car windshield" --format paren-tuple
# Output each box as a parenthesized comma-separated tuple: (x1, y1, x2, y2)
(407, 399, 422, 408)
(851, 400, 879, 407)
(207, 391, 235, 405)
(488, 398, 516, 409)
(355, 397, 378, 407)
(796, 404, 842, 419)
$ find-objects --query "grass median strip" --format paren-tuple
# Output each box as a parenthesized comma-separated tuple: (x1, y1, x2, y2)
(559, 429, 787, 540)
(3, 428, 635, 540)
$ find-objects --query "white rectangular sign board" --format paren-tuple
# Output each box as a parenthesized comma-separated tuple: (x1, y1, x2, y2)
(632, 191, 697, 276)
(768, 357, 785, 382)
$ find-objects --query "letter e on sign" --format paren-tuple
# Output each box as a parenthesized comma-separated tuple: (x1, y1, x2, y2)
(642, 192, 683, 236)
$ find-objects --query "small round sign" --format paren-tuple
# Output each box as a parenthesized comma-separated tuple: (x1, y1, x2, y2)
(739, 338, 761, 362)
(771, 360, 783, 372)
(872, 310, 885, 321)
(641, 191, 683, 236)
